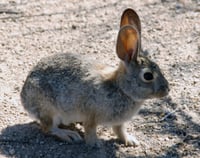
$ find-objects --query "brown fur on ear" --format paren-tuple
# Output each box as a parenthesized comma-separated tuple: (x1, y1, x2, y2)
(116, 25, 139, 62)
(120, 8, 141, 35)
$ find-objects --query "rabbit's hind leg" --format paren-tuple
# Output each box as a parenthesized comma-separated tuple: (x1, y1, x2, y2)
(40, 114, 83, 143)
(50, 127, 83, 143)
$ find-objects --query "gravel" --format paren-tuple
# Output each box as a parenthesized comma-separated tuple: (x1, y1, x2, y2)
(0, 0, 199, 157)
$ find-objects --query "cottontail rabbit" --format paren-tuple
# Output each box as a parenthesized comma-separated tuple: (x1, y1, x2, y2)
(21, 8, 169, 146)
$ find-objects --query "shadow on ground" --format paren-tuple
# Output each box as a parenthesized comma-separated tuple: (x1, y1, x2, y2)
(138, 97, 200, 158)
(0, 122, 119, 158)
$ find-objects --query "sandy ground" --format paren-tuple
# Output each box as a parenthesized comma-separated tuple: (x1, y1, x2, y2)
(0, 0, 199, 157)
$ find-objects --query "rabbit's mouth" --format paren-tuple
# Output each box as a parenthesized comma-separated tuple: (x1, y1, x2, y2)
(155, 88, 169, 98)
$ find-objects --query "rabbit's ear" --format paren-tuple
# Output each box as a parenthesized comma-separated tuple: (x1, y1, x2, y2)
(120, 8, 141, 35)
(116, 25, 139, 62)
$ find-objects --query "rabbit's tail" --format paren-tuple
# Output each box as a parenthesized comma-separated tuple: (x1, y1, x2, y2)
(20, 81, 42, 120)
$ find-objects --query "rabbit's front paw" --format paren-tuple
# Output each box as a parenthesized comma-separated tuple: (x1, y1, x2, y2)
(84, 123, 101, 147)
(113, 125, 139, 147)
(85, 130, 101, 147)
(124, 134, 139, 147)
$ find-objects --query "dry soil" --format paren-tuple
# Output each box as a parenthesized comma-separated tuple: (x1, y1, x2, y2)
(0, 0, 200, 158)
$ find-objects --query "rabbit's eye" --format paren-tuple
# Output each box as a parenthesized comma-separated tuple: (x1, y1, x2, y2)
(140, 68, 155, 83)
(144, 72, 153, 81)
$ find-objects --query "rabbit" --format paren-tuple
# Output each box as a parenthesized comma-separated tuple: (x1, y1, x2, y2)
(20, 8, 169, 147)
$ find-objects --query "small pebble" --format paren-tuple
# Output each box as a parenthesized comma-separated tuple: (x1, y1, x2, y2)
(9, 148, 15, 155)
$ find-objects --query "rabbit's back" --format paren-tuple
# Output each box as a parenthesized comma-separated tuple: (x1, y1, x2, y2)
(21, 53, 99, 120)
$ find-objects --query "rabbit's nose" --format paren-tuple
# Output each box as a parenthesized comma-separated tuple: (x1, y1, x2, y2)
(160, 84, 170, 92)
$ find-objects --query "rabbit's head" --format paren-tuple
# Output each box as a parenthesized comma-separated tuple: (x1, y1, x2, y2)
(116, 9, 169, 101)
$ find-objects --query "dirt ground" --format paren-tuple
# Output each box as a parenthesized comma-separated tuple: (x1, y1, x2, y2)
(0, 0, 199, 158)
